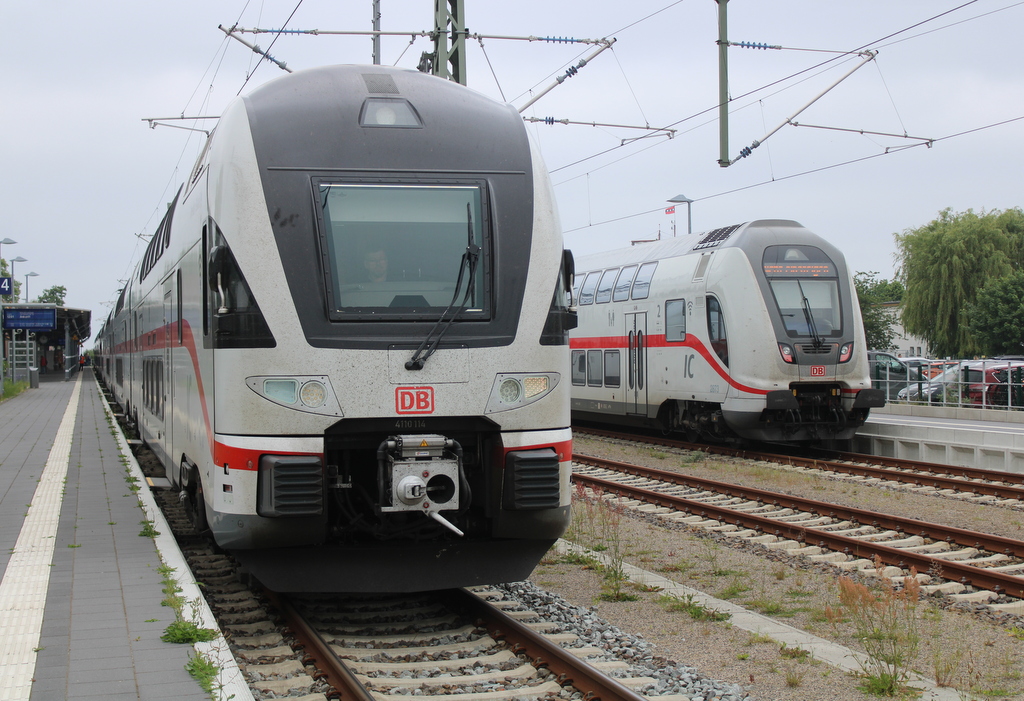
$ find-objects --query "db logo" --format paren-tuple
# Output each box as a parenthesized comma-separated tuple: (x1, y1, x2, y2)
(396, 386, 435, 414)
(810, 365, 827, 377)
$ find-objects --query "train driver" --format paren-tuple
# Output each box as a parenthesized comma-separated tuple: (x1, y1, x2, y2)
(362, 246, 389, 283)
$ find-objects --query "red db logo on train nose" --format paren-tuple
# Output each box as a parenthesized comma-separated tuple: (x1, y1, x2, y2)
(396, 386, 435, 414)
(810, 365, 826, 377)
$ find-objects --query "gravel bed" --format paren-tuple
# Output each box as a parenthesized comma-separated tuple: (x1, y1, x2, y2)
(519, 435, 1024, 701)
(498, 580, 749, 701)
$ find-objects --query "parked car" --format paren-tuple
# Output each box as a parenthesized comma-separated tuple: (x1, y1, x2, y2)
(898, 361, 969, 403)
(868, 351, 926, 400)
(897, 360, 1024, 407)
(963, 362, 1024, 407)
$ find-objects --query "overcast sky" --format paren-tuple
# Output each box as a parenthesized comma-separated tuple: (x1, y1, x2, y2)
(3, 1, 1022, 344)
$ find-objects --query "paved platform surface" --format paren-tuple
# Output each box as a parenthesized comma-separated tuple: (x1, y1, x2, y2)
(0, 370, 208, 700)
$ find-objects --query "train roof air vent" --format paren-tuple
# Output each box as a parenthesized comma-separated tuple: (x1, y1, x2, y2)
(693, 224, 742, 250)
(362, 73, 400, 94)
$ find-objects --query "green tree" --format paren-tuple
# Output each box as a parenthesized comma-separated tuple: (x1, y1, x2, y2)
(34, 285, 67, 306)
(854, 272, 904, 351)
(895, 208, 1024, 357)
(966, 270, 1024, 356)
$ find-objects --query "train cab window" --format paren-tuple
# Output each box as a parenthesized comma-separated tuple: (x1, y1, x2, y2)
(315, 181, 491, 320)
(665, 299, 686, 341)
(587, 350, 603, 386)
(613, 265, 637, 302)
(762, 245, 843, 338)
(595, 269, 618, 304)
(578, 272, 600, 306)
(631, 261, 658, 300)
(205, 225, 276, 349)
(706, 296, 728, 366)
(571, 350, 587, 386)
(604, 350, 621, 387)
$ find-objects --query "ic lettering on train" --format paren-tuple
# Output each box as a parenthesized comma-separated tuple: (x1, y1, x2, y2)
(684, 353, 695, 379)
(396, 386, 435, 414)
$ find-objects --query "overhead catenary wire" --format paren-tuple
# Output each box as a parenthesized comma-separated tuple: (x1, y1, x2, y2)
(561, 113, 1024, 235)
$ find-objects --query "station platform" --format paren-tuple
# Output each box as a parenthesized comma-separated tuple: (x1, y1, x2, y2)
(0, 370, 247, 700)
(855, 403, 1024, 474)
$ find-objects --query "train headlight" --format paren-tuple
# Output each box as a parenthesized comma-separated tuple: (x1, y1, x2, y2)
(300, 380, 328, 408)
(263, 379, 298, 404)
(839, 342, 854, 363)
(246, 375, 342, 416)
(499, 378, 523, 403)
(778, 343, 796, 364)
(485, 373, 559, 413)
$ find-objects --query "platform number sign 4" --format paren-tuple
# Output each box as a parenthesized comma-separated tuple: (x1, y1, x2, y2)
(0, 277, 11, 296)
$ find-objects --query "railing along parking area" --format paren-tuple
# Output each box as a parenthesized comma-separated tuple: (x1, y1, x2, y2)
(873, 358, 1024, 410)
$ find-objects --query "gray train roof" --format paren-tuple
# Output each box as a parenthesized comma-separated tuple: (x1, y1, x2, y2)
(241, 64, 531, 174)
(575, 219, 846, 272)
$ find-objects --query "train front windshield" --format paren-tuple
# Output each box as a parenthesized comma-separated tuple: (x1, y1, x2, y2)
(315, 182, 489, 320)
(762, 245, 842, 338)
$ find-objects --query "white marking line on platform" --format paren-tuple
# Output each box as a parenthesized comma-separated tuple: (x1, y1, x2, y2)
(0, 376, 83, 700)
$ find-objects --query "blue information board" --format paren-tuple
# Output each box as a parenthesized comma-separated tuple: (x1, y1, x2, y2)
(0, 276, 12, 296)
(3, 308, 57, 330)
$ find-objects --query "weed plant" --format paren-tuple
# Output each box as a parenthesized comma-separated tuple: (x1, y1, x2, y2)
(837, 561, 922, 696)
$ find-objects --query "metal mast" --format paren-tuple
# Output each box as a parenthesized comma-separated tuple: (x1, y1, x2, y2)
(432, 0, 467, 84)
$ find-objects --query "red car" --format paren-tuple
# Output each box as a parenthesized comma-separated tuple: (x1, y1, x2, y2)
(963, 362, 1024, 407)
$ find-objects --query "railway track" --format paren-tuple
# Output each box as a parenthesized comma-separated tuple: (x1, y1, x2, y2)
(571, 452, 1024, 607)
(117, 402, 735, 701)
(574, 427, 1024, 507)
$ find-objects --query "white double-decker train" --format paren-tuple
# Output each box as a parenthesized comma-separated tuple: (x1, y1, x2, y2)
(95, 65, 576, 592)
(570, 220, 884, 443)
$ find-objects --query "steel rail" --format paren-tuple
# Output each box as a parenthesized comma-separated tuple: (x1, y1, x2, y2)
(265, 590, 374, 701)
(572, 454, 1024, 599)
(575, 427, 1024, 500)
(442, 588, 650, 701)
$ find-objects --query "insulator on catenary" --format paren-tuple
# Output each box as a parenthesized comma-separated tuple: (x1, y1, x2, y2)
(734, 41, 781, 50)
(543, 116, 555, 125)
(541, 36, 575, 43)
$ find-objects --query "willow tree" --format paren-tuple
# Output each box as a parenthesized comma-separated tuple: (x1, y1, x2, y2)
(895, 208, 1024, 357)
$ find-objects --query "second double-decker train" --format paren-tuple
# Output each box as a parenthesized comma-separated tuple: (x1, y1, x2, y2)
(570, 219, 885, 443)
(94, 64, 577, 592)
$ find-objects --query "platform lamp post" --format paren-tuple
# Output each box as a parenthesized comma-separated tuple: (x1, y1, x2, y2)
(0, 237, 15, 261)
(10, 256, 26, 293)
(667, 194, 694, 235)
(24, 271, 38, 303)
(0, 239, 12, 396)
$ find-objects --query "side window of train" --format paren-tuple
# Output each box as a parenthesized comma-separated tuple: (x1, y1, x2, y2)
(595, 269, 618, 304)
(587, 350, 603, 386)
(613, 265, 637, 302)
(571, 350, 587, 386)
(631, 261, 658, 300)
(706, 295, 728, 367)
(665, 299, 686, 341)
(578, 272, 600, 305)
(604, 350, 621, 387)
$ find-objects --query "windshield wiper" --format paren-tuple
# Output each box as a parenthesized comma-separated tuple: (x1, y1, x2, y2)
(797, 280, 824, 348)
(406, 204, 480, 371)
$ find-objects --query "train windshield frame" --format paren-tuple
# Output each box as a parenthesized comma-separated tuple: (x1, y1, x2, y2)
(313, 180, 491, 321)
(761, 245, 843, 338)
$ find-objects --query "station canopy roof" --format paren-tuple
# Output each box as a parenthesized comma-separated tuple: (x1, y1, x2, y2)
(1, 303, 91, 345)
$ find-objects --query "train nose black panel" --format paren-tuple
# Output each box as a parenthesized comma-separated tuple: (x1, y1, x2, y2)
(503, 449, 560, 510)
(257, 455, 324, 517)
